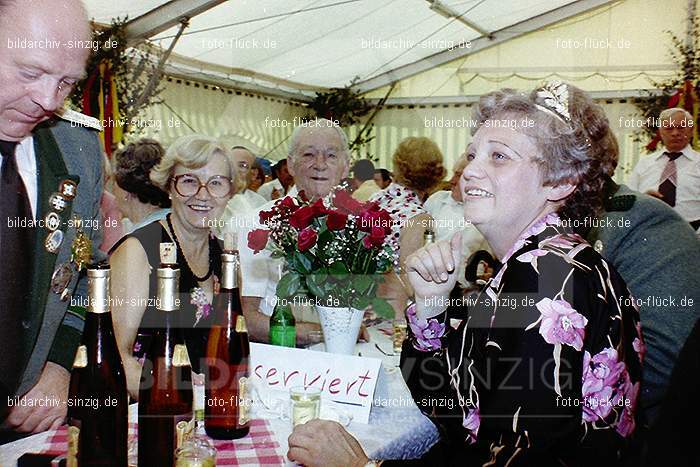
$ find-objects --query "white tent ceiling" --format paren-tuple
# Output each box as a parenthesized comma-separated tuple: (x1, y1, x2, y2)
(84, 0, 588, 96)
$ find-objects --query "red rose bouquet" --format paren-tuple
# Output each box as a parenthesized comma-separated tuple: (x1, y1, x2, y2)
(247, 189, 396, 318)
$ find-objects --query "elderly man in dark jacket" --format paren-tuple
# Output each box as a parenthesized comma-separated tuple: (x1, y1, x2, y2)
(0, 0, 104, 438)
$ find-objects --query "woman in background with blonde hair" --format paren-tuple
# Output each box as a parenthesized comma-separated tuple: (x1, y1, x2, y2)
(370, 136, 446, 318)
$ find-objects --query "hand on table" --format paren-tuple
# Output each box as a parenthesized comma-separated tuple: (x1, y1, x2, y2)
(4, 362, 69, 433)
(288, 419, 369, 467)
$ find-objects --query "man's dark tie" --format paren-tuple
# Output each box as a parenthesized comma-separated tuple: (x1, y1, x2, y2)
(658, 151, 682, 207)
(0, 140, 33, 395)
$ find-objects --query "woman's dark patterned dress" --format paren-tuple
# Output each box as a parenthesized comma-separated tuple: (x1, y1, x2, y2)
(400, 213, 644, 466)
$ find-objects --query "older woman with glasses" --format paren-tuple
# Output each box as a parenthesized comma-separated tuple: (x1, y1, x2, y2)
(109, 134, 236, 398)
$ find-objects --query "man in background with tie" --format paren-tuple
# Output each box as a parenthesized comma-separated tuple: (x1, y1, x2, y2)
(628, 108, 700, 230)
(0, 0, 103, 439)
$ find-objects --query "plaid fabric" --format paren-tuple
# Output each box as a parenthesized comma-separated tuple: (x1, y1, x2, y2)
(659, 152, 682, 206)
(659, 159, 679, 186)
(42, 418, 285, 465)
(659, 151, 683, 185)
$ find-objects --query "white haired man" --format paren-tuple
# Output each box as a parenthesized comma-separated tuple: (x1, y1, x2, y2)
(628, 108, 700, 229)
(238, 119, 350, 344)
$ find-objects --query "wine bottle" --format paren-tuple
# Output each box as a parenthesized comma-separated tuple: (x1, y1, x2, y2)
(269, 265, 296, 347)
(204, 241, 251, 439)
(67, 265, 128, 467)
(138, 243, 193, 467)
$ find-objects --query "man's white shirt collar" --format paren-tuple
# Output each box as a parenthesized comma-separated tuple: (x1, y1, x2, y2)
(654, 144, 699, 162)
(0, 135, 38, 218)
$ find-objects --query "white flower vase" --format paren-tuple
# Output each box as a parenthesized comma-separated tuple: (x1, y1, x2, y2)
(315, 305, 364, 355)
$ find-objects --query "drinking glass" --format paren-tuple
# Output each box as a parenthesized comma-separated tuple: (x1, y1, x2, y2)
(392, 318, 408, 354)
(290, 386, 321, 426)
(174, 437, 216, 467)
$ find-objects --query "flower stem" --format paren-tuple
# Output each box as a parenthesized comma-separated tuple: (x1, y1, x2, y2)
(362, 249, 372, 275)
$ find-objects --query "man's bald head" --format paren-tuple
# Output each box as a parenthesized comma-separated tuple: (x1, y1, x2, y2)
(0, 0, 92, 140)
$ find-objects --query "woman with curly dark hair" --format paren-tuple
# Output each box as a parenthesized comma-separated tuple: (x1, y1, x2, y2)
(112, 138, 171, 233)
(286, 82, 644, 467)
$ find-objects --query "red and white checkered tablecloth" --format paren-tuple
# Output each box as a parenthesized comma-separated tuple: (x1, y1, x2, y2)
(40, 418, 285, 465)
(1, 323, 440, 466)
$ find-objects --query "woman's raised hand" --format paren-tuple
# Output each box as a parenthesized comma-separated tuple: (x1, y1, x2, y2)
(406, 231, 462, 303)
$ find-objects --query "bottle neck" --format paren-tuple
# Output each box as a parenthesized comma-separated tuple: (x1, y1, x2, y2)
(87, 272, 110, 314)
(75, 306, 120, 370)
(272, 301, 295, 323)
(213, 283, 245, 332)
(221, 251, 239, 289)
(157, 266, 180, 312)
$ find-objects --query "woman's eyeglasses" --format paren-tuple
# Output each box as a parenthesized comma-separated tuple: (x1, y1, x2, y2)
(172, 174, 232, 198)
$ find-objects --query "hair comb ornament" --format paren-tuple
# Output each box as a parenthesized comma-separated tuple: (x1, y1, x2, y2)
(535, 80, 571, 124)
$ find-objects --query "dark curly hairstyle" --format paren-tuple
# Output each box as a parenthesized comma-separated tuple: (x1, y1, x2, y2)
(114, 139, 171, 208)
(471, 83, 618, 222)
(392, 137, 446, 194)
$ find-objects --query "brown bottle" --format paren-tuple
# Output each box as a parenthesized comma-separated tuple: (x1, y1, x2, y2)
(138, 243, 193, 466)
(204, 245, 251, 439)
(67, 265, 128, 467)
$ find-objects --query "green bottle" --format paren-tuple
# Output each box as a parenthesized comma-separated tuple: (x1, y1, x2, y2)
(269, 299, 296, 347)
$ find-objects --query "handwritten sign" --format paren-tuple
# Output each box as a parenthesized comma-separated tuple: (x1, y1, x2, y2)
(250, 343, 381, 423)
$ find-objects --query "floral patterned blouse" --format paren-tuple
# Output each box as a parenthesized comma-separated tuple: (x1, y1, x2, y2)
(370, 182, 426, 264)
(400, 213, 644, 466)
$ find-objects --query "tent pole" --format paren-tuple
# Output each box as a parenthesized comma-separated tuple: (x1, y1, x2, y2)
(124, 0, 226, 47)
(127, 19, 189, 121)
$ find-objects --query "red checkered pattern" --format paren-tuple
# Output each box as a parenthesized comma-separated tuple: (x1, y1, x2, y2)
(42, 418, 285, 465)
